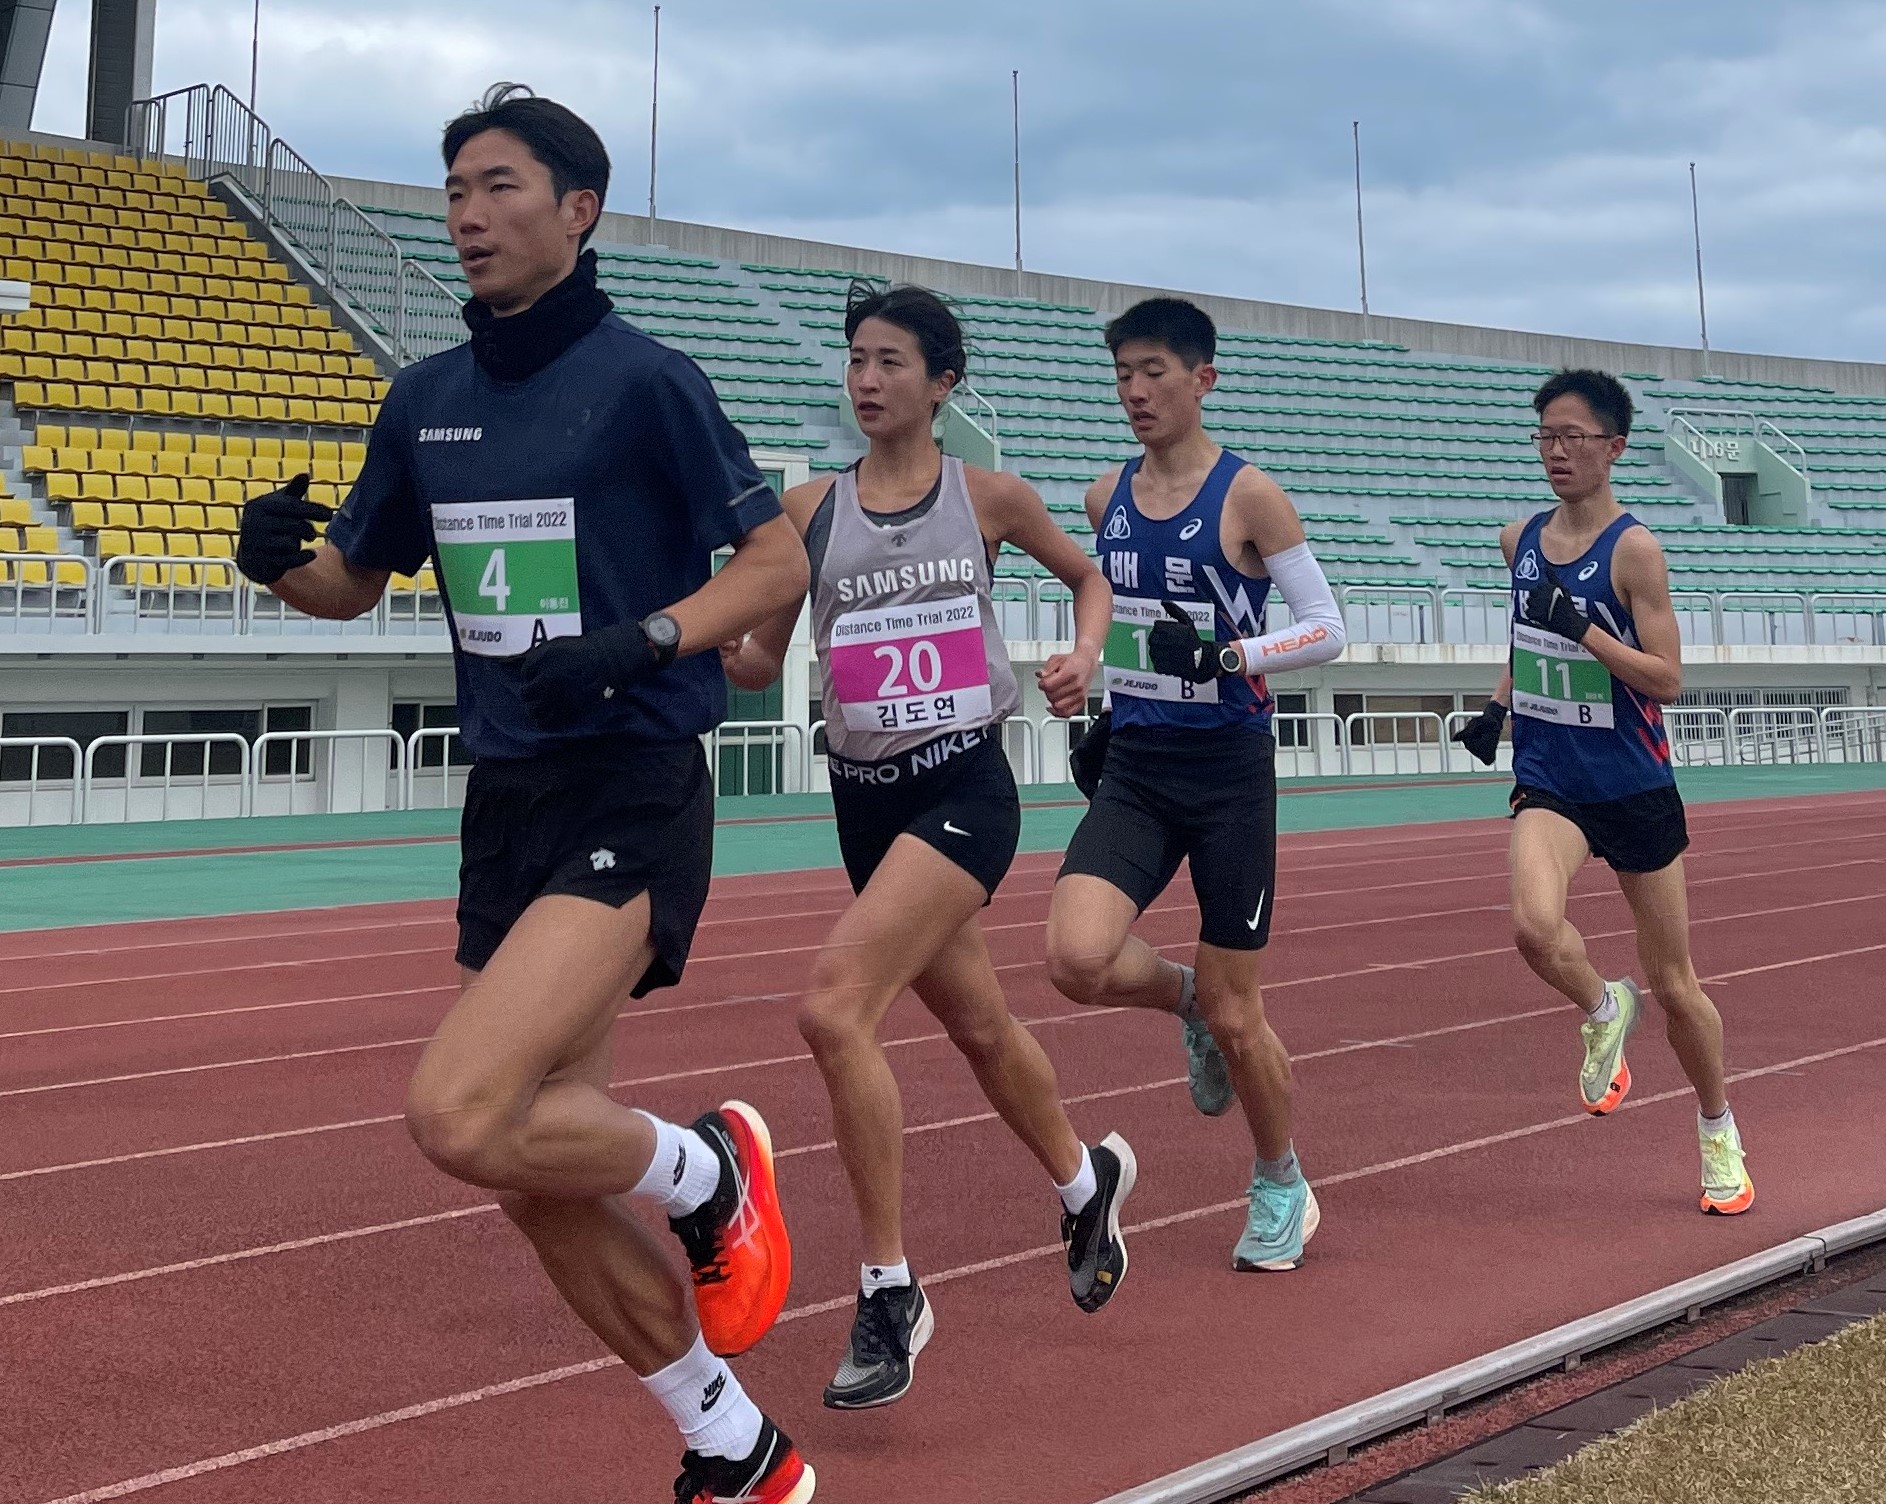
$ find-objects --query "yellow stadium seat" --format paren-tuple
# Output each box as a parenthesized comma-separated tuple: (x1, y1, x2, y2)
(46, 474, 81, 502)
(172, 503, 207, 532)
(24, 525, 57, 554)
(95, 526, 132, 563)
(154, 451, 186, 477)
(33, 424, 69, 448)
(20, 446, 53, 473)
(169, 391, 202, 418)
(94, 427, 124, 450)
(105, 500, 139, 528)
(140, 503, 174, 530)
(211, 481, 244, 507)
(0, 497, 32, 525)
(180, 478, 213, 506)
(202, 532, 233, 560)
(70, 502, 107, 531)
(82, 474, 115, 501)
(148, 476, 182, 504)
(0, 525, 19, 551)
(117, 475, 150, 503)
(206, 504, 238, 531)
(166, 531, 200, 558)
(13, 381, 46, 406)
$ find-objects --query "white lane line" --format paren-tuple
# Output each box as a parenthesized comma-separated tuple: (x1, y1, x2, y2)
(37, 1027, 1886, 1504)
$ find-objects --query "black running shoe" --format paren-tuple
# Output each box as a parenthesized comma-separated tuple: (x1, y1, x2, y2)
(674, 1415, 815, 1503)
(821, 1281, 933, 1410)
(1062, 1132, 1136, 1313)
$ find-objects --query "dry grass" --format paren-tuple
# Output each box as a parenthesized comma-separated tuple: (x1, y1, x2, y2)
(1464, 1313, 1886, 1504)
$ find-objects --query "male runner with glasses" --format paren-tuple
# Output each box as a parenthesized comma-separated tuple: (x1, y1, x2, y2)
(1453, 368, 1752, 1215)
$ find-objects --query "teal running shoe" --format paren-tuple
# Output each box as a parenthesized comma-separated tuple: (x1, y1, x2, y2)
(1232, 1173, 1320, 1272)
(1181, 1014, 1234, 1118)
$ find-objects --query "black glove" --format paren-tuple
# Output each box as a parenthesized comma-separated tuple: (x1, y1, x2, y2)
(1068, 710, 1112, 799)
(518, 623, 660, 730)
(1451, 699, 1508, 767)
(1147, 599, 1219, 683)
(1519, 565, 1590, 643)
(236, 474, 330, 585)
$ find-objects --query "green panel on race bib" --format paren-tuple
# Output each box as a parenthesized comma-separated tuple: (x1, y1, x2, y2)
(430, 498, 582, 657)
(435, 538, 580, 618)
(1511, 622, 1614, 728)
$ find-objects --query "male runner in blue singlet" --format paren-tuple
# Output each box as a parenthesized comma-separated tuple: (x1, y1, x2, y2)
(1046, 298, 1347, 1272)
(1452, 368, 1753, 1215)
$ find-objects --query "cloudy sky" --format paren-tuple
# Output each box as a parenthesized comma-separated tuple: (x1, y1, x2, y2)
(32, 0, 1886, 362)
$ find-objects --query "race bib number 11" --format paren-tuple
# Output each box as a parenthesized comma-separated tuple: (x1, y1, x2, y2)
(431, 499, 582, 657)
(1103, 597, 1220, 704)
(1511, 622, 1614, 728)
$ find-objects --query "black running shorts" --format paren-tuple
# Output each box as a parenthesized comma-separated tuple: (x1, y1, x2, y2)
(828, 727, 1022, 900)
(1510, 782, 1690, 874)
(1059, 723, 1278, 951)
(456, 737, 713, 993)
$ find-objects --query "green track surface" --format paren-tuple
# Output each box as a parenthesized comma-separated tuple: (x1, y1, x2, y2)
(2, 764, 1881, 934)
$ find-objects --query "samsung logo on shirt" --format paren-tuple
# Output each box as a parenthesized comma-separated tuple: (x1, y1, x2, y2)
(418, 427, 484, 444)
(835, 557, 978, 605)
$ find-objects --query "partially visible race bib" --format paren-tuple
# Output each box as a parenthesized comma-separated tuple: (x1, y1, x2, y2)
(829, 596, 992, 734)
(431, 499, 581, 657)
(1103, 597, 1220, 704)
(1511, 621, 1615, 728)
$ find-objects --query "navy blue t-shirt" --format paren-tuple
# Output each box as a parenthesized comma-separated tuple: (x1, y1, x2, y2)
(327, 315, 781, 759)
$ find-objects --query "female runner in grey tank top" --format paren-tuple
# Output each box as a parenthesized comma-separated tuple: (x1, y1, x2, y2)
(722, 285, 1134, 1411)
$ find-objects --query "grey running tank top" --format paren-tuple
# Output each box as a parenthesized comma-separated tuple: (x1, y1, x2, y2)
(812, 455, 1021, 763)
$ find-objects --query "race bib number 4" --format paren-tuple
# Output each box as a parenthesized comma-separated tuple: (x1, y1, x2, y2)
(1511, 621, 1614, 728)
(1103, 597, 1219, 704)
(431, 499, 581, 657)
(829, 597, 993, 734)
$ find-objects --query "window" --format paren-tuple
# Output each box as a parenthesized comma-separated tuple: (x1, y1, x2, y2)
(262, 704, 315, 777)
(1273, 692, 1309, 748)
(0, 709, 128, 781)
(1335, 693, 1455, 745)
(393, 702, 468, 768)
(140, 708, 259, 776)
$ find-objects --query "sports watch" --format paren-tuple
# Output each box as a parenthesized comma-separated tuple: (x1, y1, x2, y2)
(1217, 643, 1244, 676)
(641, 610, 682, 668)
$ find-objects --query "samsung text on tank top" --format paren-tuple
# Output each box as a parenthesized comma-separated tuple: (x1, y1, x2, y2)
(812, 457, 1021, 764)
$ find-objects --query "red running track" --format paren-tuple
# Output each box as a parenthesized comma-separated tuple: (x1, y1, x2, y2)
(4, 792, 1886, 1504)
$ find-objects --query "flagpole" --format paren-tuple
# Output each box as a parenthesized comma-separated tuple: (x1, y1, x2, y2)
(1012, 70, 1024, 291)
(647, 6, 662, 232)
(1689, 161, 1711, 376)
(1353, 120, 1371, 337)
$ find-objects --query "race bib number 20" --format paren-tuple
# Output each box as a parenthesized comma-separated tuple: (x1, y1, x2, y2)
(431, 499, 582, 657)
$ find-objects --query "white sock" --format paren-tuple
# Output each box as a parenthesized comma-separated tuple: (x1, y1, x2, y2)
(1700, 1106, 1734, 1135)
(631, 1112, 722, 1216)
(1056, 1144, 1098, 1214)
(1174, 963, 1201, 1023)
(861, 1259, 911, 1294)
(1588, 987, 1619, 1024)
(1256, 1145, 1302, 1187)
(642, 1333, 763, 1460)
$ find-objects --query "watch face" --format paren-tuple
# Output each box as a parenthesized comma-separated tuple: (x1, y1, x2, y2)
(646, 612, 681, 648)
(1219, 645, 1242, 674)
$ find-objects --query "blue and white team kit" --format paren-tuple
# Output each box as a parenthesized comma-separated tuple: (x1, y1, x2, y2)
(1507, 509, 1689, 873)
(327, 312, 781, 983)
(1061, 450, 1282, 950)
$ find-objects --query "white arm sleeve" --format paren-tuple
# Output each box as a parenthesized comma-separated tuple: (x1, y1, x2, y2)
(1233, 542, 1346, 674)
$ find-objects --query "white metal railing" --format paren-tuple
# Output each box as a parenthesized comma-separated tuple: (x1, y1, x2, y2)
(1822, 707, 1886, 764)
(95, 554, 242, 632)
(405, 727, 469, 809)
(251, 729, 409, 815)
(1441, 709, 1512, 773)
(0, 737, 85, 824)
(0, 554, 91, 627)
(16, 703, 1886, 825)
(709, 721, 809, 797)
(1665, 404, 1811, 501)
(82, 733, 253, 823)
(126, 83, 464, 365)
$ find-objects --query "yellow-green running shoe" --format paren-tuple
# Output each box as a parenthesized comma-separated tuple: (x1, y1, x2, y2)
(1700, 1116, 1754, 1215)
(1579, 979, 1641, 1115)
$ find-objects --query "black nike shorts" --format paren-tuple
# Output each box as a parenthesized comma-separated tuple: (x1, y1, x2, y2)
(1059, 723, 1278, 950)
(828, 726, 1021, 900)
(1511, 782, 1690, 874)
(456, 737, 713, 994)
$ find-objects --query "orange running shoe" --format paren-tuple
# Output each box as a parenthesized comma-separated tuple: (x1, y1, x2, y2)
(674, 1416, 815, 1504)
(1700, 1117, 1755, 1216)
(670, 1100, 793, 1358)
(1578, 979, 1640, 1115)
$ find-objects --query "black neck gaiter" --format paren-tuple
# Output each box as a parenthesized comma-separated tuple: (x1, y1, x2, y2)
(462, 249, 613, 384)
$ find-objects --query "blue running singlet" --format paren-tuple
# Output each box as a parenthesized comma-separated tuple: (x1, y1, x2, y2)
(1096, 450, 1274, 734)
(1509, 509, 1675, 803)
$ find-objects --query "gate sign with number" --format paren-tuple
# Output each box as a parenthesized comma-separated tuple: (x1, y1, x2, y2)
(828, 598, 993, 733)
(431, 499, 582, 657)
(1511, 621, 1615, 728)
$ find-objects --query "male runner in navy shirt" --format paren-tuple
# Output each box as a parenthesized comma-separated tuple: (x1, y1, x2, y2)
(1453, 368, 1752, 1218)
(235, 85, 816, 1504)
